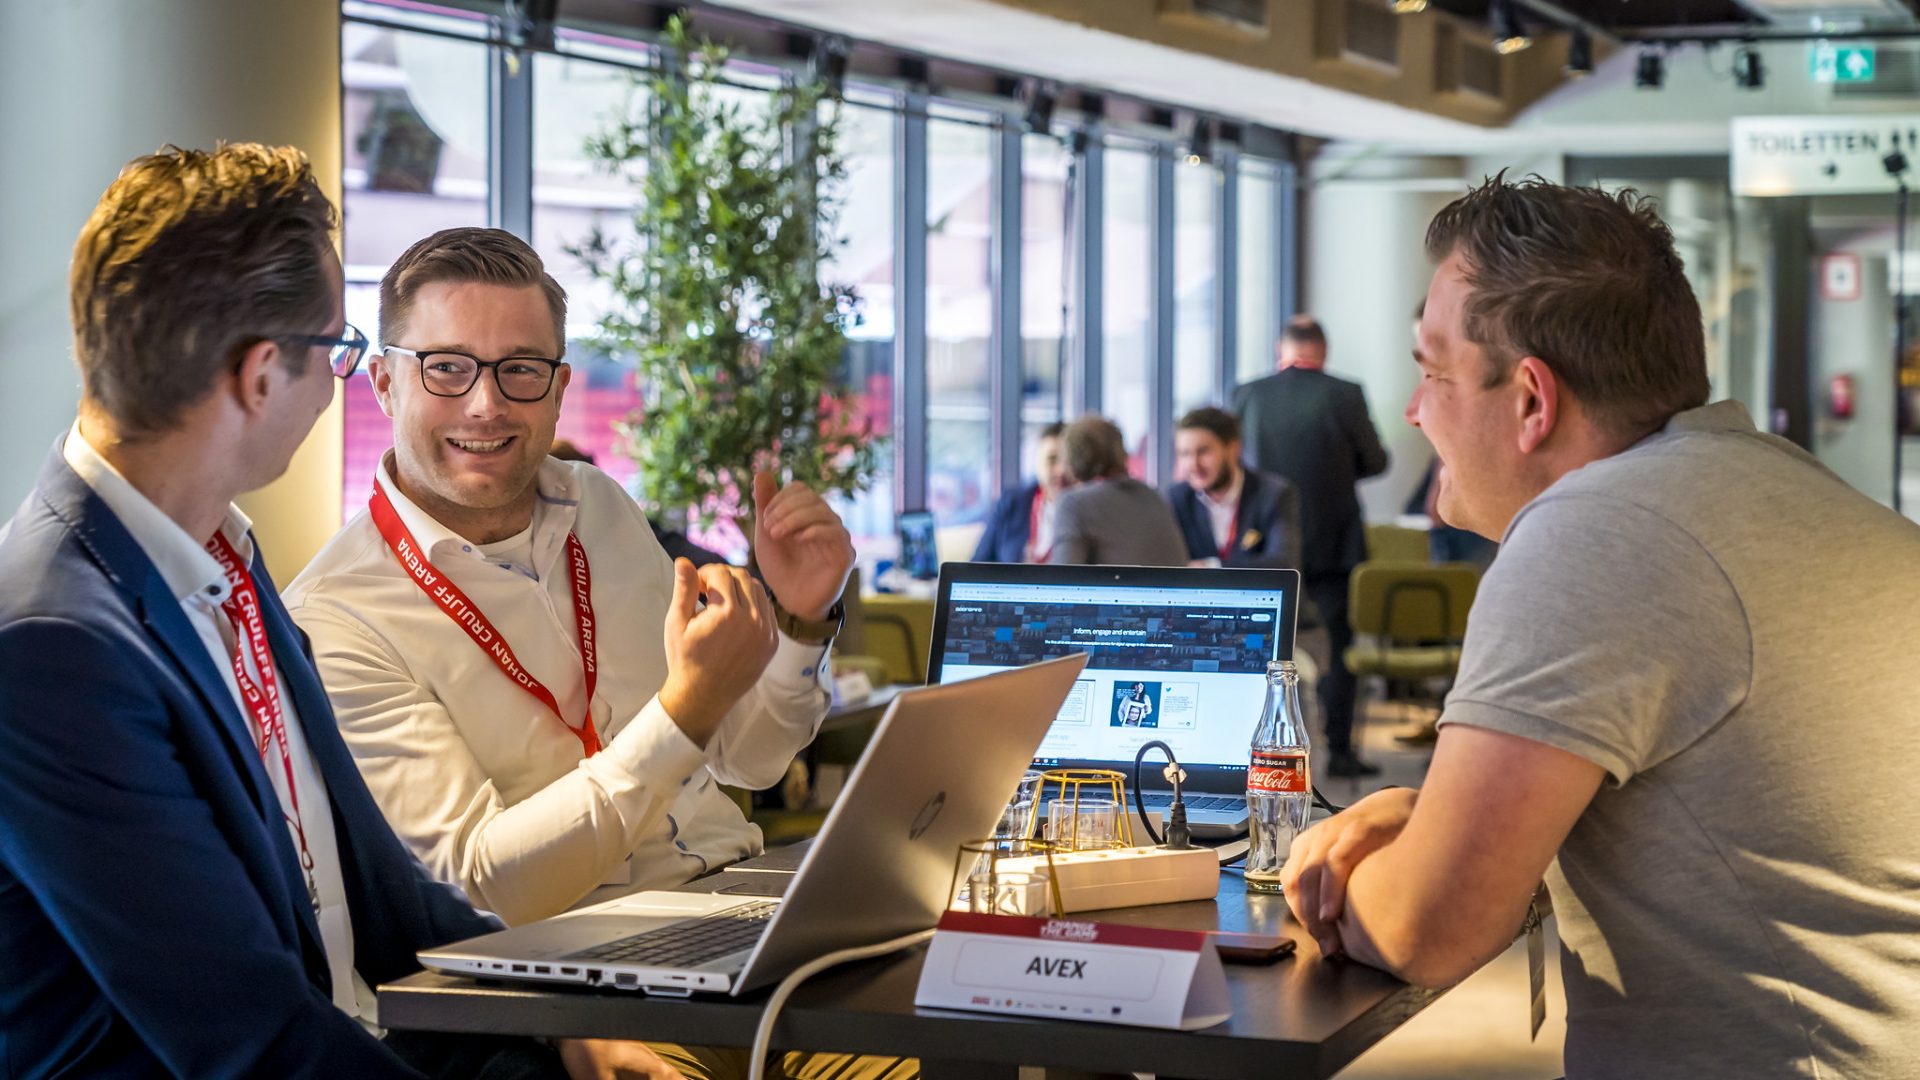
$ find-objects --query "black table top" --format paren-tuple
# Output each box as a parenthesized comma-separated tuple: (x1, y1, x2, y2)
(379, 860, 1440, 1079)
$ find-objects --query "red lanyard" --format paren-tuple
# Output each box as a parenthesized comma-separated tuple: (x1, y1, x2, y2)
(368, 485, 602, 757)
(206, 531, 320, 913)
(1027, 488, 1053, 564)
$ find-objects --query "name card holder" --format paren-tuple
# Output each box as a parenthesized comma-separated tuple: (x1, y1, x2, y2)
(914, 911, 1231, 1030)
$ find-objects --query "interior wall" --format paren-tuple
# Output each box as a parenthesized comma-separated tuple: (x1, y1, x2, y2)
(1810, 233, 1900, 505)
(1302, 155, 1467, 524)
(0, 0, 344, 581)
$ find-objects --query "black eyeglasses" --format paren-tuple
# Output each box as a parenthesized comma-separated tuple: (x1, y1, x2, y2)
(288, 323, 372, 379)
(381, 346, 563, 403)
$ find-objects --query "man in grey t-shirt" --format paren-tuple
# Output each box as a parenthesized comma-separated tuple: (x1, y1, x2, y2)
(1281, 176, 1920, 1079)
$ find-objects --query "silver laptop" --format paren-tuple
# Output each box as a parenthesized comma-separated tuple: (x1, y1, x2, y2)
(417, 653, 1090, 996)
(926, 563, 1300, 839)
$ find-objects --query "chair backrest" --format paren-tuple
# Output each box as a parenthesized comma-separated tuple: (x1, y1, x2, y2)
(1348, 562, 1480, 644)
(1366, 523, 1430, 563)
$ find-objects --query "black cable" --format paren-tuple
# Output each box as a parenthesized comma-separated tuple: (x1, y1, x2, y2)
(1130, 740, 1191, 849)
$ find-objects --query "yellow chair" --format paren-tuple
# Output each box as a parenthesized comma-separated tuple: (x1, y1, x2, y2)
(852, 593, 934, 686)
(1343, 562, 1480, 686)
(1365, 523, 1430, 564)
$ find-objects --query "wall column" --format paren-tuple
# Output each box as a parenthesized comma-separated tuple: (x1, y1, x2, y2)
(0, 0, 344, 579)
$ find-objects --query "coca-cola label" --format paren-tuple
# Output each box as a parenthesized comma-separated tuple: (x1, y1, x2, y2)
(1248, 751, 1308, 794)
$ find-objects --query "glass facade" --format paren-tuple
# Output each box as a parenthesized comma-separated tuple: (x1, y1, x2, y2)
(339, 4, 1297, 560)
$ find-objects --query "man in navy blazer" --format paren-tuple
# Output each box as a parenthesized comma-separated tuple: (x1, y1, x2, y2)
(971, 421, 1069, 562)
(1165, 407, 1301, 572)
(0, 146, 647, 1079)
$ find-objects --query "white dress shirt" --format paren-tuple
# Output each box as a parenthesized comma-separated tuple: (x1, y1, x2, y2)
(1198, 470, 1244, 555)
(62, 427, 378, 1031)
(285, 455, 830, 925)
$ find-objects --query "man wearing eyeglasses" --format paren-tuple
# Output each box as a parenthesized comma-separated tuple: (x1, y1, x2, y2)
(0, 146, 674, 1079)
(284, 227, 883, 1080)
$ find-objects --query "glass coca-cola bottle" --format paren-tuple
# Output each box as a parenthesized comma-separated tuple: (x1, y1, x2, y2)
(1245, 660, 1310, 892)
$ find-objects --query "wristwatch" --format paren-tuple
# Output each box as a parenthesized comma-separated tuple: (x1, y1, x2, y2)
(774, 599, 844, 645)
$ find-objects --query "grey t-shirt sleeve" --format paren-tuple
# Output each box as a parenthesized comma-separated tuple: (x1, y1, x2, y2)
(1438, 492, 1752, 784)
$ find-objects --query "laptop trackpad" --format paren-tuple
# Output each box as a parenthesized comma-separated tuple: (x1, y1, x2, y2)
(717, 877, 792, 899)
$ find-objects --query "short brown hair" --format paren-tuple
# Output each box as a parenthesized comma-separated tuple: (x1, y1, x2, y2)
(1425, 173, 1708, 437)
(69, 143, 337, 434)
(1063, 415, 1129, 483)
(379, 227, 567, 351)
(1176, 406, 1239, 446)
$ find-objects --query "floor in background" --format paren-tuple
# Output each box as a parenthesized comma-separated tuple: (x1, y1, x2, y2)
(1323, 702, 1569, 1080)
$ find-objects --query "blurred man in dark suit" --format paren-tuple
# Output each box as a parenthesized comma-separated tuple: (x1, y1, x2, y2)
(972, 421, 1070, 563)
(1231, 318, 1389, 776)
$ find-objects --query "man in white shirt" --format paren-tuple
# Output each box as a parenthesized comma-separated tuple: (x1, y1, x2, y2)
(289, 226, 854, 927)
(288, 227, 906, 1080)
(0, 145, 651, 1080)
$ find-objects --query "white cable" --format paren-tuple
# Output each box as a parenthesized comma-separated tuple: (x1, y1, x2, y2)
(746, 929, 937, 1080)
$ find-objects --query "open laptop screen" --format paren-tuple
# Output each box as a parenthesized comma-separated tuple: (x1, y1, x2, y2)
(926, 564, 1299, 791)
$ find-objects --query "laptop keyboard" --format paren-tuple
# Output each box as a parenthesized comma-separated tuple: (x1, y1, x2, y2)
(1137, 793, 1243, 812)
(562, 901, 779, 968)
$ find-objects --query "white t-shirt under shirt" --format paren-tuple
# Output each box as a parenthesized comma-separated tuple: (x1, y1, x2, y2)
(285, 455, 831, 926)
(62, 427, 379, 1033)
(1438, 401, 1920, 1078)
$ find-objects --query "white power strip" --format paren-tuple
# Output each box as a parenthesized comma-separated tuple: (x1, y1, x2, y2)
(965, 845, 1220, 914)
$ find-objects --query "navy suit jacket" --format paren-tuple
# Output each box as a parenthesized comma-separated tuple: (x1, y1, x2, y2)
(1165, 466, 1302, 572)
(0, 445, 499, 1079)
(972, 482, 1041, 563)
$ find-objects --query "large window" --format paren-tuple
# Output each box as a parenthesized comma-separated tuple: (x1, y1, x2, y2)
(341, 3, 1299, 556)
(1021, 132, 1072, 475)
(1237, 161, 1284, 386)
(531, 46, 651, 490)
(924, 110, 996, 525)
(824, 94, 900, 561)
(1102, 140, 1156, 479)
(340, 17, 490, 519)
(1173, 159, 1221, 421)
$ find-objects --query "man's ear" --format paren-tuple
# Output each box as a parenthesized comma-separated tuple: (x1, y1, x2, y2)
(230, 338, 285, 418)
(367, 352, 398, 420)
(1512, 355, 1560, 455)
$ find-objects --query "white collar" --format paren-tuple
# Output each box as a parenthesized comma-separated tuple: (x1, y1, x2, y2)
(1197, 468, 1244, 512)
(63, 422, 253, 605)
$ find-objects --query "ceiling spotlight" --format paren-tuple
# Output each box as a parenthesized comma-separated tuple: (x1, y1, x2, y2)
(1020, 79, 1058, 134)
(1388, 0, 1428, 12)
(1492, 0, 1531, 55)
(810, 35, 851, 98)
(1734, 45, 1764, 90)
(1184, 117, 1215, 167)
(1566, 27, 1593, 77)
(1635, 47, 1666, 90)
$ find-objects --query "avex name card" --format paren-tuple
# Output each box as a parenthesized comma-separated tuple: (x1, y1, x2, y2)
(914, 912, 1231, 1030)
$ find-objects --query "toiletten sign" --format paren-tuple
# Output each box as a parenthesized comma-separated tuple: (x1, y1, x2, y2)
(1732, 115, 1920, 197)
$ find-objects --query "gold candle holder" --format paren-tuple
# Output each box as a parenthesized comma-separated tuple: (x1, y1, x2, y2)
(1036, 767, 1133, 850)
(948, 836, 1067, 917)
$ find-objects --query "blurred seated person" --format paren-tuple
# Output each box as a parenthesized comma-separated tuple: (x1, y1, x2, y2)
(550, 438, 728, 568)
(1166, 406, 1301, 571)
(972, 420, 1069, 562)
(1050, 416, 1189, 566)
(1405, 458, 1498, 569)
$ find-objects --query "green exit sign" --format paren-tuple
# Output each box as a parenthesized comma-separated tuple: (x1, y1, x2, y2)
(1812, 44, 1875, 84)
